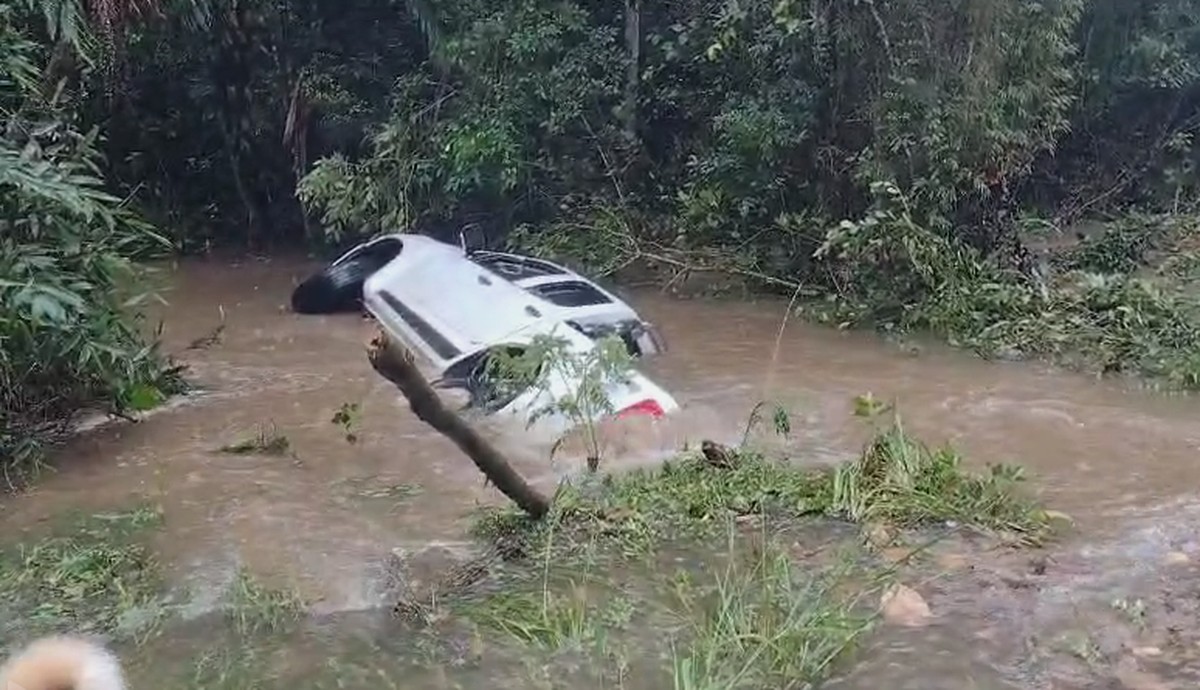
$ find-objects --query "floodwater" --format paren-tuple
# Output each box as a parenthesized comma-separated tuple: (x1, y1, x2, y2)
(7, 255, 1200, 688)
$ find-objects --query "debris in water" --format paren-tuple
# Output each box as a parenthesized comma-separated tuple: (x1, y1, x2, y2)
(864, 522, 897, 549)
(701, 439, 735, 468)
(218, 423, 291, 456)
(1042, 509, 1074, 525)
(331, 402, 362, 444)
(186, 305, 227, 350)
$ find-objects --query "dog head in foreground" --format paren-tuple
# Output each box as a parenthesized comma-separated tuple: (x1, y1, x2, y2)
(1, 636, 126, 690)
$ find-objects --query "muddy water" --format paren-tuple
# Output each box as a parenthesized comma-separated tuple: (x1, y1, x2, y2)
(7, 255, 1200, 687)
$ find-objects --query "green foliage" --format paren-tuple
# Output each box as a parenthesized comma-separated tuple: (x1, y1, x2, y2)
(809, 184, 1200, 384)
(830, 417, 1048, 542)
(0, 506, 164, 641)
(100, 0, 425, 249)
(1056, 214, 1174, 274)
(486, 332, 636, 468)
(0, 7, 182, 479)
(291, 0, 1200, 384)
(474, 399, 1055, 555)
(299, 0, 625, 246)
(293, 0, 1088, 252)
(667, 546, 871, 690)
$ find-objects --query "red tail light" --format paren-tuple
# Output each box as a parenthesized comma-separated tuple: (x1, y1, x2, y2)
(614, 398, 666, 419)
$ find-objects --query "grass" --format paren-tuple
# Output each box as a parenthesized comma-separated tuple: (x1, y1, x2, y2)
(466, 582, 603, 649)
(0, 502, 306, 655)
(180, 646, 273, 690)
(457, 524, 878, 690)
(474, 409, 1058, 557)
(222, 569, 307, 635)
(460, 403, 1057, 686)
(0, 505, 165, 642)
(829, 417, 1055, 544)
(667, 542, 874, 690)
(455, 403, 1057, 687)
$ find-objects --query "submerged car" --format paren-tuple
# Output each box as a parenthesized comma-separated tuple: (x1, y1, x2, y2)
(291, 233, 679, 433)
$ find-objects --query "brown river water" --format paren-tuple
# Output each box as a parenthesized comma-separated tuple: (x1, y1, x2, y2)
(7, 255, 1200, 688)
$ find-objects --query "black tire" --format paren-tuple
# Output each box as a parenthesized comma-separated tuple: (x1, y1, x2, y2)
(291, 255, 382, 315)
(292, 238, 404, 315)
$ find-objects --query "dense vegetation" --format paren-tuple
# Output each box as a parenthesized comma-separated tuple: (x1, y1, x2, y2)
(0, 1, 185, 478)
(3, 0, 1200, 473)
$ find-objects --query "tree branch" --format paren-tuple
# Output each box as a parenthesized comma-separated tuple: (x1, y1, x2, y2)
(366, 331, 551, 519)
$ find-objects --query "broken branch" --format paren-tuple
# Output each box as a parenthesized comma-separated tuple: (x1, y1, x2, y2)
(366, 331, 551, 519)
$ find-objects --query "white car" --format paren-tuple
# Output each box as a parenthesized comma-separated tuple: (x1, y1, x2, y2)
(291, 233, 679, 434)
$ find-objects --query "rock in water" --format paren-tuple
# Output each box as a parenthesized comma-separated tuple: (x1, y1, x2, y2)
(880, 583, 932, 627)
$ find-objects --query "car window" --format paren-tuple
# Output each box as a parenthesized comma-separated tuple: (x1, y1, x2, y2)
(566, 319, 644, 356)
(525, 280, 612, 307)
(443, 345, 544, 412)
(469, 252, 566, 280)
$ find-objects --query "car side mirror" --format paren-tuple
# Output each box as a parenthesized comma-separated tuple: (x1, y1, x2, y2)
(458, 224, 488, 255)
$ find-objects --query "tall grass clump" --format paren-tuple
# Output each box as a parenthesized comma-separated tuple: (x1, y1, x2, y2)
(667, 538, 874, 690)
(830, 412, 1053, 543)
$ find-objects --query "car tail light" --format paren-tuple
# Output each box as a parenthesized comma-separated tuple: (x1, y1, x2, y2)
(614, 398, 666, 419)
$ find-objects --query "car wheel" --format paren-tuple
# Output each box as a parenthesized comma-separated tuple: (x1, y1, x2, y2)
(291, 249, 395, 315)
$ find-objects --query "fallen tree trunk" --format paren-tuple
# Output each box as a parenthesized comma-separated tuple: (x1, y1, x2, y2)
(366, 331, 551, 519)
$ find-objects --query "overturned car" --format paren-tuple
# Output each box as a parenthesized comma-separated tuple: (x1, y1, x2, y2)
(292, 234, 679, 433)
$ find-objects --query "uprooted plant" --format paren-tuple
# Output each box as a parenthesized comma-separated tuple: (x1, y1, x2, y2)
(484, 330, 637, 471)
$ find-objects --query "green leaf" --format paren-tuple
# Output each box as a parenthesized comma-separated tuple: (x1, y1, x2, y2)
(126, 384, 165, 412)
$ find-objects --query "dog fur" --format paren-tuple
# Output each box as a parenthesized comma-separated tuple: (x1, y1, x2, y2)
(0, 636, 126, 690)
